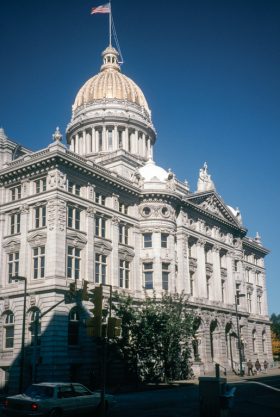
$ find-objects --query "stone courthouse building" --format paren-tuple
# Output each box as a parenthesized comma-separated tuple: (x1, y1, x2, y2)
(0, 45, 272, 392)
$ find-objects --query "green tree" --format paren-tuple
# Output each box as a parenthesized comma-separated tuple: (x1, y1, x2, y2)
(270, 313, 280, 338)
(112, 292, 194, 383)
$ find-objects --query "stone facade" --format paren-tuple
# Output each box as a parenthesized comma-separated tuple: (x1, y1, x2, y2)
(0, 46, 272, 393)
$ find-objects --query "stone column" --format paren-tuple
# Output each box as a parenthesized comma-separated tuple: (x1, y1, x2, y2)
(196, 239, 207, 298)
(176, 230, 189, 293)
(19, 204, 30, 278)
(153, 231, 162, 292)
(83, 130, 86, 155)
(114, 125, 118, 151)
(86, 207, 95, 282)
(111, 216, 120, 287)
(226, 252, 235, 304)
(212, 245, 222, 301)
(46, 199, 67, 278)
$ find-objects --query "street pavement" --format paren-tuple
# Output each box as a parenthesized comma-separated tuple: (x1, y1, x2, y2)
(0, 368, 279, 417)
(108, 367, 280, 417)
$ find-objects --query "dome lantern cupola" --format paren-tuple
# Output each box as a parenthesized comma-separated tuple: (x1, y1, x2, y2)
(101, 46, 120, 72)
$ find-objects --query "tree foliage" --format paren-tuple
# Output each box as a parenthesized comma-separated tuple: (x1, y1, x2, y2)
(111, 292, 195, 383)
(270, 313, 280, 338)
(270, 314, 280, 360)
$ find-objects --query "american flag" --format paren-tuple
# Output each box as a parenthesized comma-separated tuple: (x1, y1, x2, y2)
(91, 3, 110, 14)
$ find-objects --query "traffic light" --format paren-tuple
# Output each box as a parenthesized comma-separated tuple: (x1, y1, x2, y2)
(86, 317, 102, 337)
(89, 285, 103, 317)
(107, 317, 122, 338)
(81, 280, 89, 301)
(64, 281, 77, 304)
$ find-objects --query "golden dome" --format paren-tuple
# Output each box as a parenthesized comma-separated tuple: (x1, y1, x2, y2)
(73, 46, 150, 115)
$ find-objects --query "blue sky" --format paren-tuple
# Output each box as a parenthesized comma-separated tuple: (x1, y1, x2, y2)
(0, 0, 279, 314)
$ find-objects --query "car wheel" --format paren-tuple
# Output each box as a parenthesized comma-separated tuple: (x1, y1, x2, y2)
(48, 409, 62, 417)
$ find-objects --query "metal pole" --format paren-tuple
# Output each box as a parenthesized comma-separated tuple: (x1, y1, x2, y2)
(235, 295, 243, 376)
(32, 311, 39, 383)
(19, 277, 27, 392)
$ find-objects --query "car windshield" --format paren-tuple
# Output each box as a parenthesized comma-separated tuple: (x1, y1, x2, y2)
(24, 385, 54, 399)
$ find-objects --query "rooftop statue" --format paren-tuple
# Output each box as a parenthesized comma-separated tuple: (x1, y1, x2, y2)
(197, 162, 216, 192)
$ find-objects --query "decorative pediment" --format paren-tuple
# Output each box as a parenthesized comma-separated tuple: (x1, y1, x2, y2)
(67, 232, 87, 248)
(3, 238, 20, 252)
(187, 192, 241, 227)
(27, 231, 47, 247)
(94, 239, 112, 254)
(118, 245, 135, 260)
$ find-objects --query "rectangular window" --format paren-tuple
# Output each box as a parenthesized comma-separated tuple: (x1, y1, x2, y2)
(162, 263, 169, 290)
(234, 260, 238, 272)
(161, 233, 168, 248)
(108, 129, 113, 150)
(10, 213, 20, 235)
(95, 254, 107, 284)
(257, 295, 262, 314)
(236, 284, 241, 305)
(190, 272, 194, 296)
(119, 224, 129, 245)
(143, 233, 152, 248)
(95, 216, 106, 238)
(98, 130, 103, 151)
(10, 185, 21, 201)
(95, 192, 106, 205)
(35, 205, 46, 228)
(119, 202, 128, 214)
(67, 206, 81, 230)
(143, 262, 153, 289)
(247, 292, 252, 313)
(8, 252, 19, 283)
(35, 178, 47, 193)
(206, 276, 211, 299)
(67, 247, 81, 280)
(119, 260, 130, 288)
(118, 130, 123, 148)
(68, 181, 81, 196)
(33, 246, 45, 279)
(221, 280, 225, 303)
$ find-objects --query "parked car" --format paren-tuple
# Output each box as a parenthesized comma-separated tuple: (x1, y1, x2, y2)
(2, 382, 115, 416)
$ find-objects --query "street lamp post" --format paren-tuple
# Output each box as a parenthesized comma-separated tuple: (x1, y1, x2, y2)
(11, 275, 27, 392)
(235, 293, 245, 376)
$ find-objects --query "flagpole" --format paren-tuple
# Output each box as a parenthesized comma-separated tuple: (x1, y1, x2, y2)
(109, 1, 112, 46)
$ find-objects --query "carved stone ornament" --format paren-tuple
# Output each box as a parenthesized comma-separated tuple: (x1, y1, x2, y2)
(29, 294, 36, 307)
(112, 193, 119, 210)
(88, 184, 95, 201)
(3, 239, 20, 253)
(86, 207, 95, 218)
(111, 216, 120, 225)
(118, 246, 135, 260)
(67, 232, 87, 248)
(94, 240, 112, 255)
(27, 232, 47, 247)
(47, 199, 66, 231)
(21, 180, 29, 198)
(48, 170, 66, 190)
(20, 204, 30, 214)
(3, 299, 10, 311)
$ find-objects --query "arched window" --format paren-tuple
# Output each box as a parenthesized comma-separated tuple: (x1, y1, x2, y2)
(252, 329, 257, 353)
(262, 331, 266, 353)
(29, 308, 41, 346)
(3, 312, 14, 349)
(68, 308, 80, 345)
